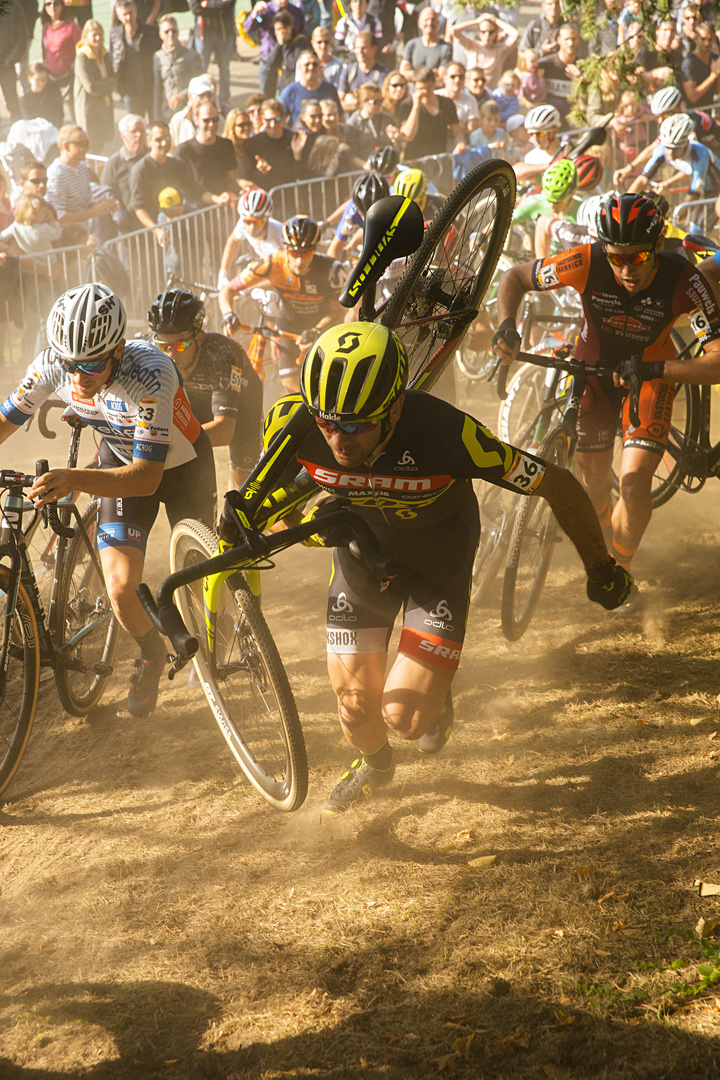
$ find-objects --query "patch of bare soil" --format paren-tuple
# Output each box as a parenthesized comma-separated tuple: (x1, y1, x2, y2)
(2, 393, 720, 1079)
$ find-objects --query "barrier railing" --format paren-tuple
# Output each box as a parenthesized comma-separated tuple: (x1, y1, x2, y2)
(672, 197, 717, 236)
(268, 170, 364, 223)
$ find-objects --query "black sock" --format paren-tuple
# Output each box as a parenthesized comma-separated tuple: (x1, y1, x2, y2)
(134, 628, 164, 661)
(364, 740, 394, 771)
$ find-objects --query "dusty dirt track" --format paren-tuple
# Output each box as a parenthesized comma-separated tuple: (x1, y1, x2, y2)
(2, 387, 720, 1079)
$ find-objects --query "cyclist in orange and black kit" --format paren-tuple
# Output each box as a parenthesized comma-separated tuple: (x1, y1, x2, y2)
(218, 215, 346, 394)
(494, 192, 720, 608)
(242, 322, 635, 814)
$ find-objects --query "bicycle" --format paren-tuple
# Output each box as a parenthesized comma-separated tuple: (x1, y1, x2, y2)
(1, 410, 119, 797)
(134, 160, 517, 812)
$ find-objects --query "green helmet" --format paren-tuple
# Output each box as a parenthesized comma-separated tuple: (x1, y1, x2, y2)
(541, 159, 577, 204)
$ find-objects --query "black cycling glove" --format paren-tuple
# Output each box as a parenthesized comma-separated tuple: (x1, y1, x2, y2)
(586, 557, 634, 611)
(491, 317, 521, 353)
(615, 355, 664, 385)
(222, 311, 240, 332)
(301, 499, 353, 548)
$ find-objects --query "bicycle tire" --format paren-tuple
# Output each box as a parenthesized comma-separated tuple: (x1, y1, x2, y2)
(501, 426, 570, 642)
(499, 362, 551, 447)
(0, 566, 41, 796)
(169, 518, 308, 812)
(54, 500, 119, 717)
(381, 159, 516, 391)
(471, 482, 514, 607)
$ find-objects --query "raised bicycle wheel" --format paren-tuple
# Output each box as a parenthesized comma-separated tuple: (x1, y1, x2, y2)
(501, 425, 570, 642)
(471, 482, 515, 607)
(54, 499, 119, 716)
(382, 159, 516, 391)
(169, 518, 308, 812)
(0, 567, 41, 796)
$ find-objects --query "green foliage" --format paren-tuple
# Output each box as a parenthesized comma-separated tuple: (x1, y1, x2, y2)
(576, 981, 649, 1008)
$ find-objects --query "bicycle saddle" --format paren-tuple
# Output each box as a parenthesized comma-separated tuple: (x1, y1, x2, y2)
(339, 195, 424, 309)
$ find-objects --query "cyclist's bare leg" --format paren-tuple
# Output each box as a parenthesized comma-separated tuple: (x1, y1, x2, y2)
(281, 373, 300, 393)
(382, 653, 455, 740)
(611, 445, 658, 568)
(574, 448, 615, 513)
(100, 545, 152, 638)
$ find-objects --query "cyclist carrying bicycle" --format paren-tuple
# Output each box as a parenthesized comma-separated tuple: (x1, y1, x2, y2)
(148, 288, 263, 490)
(243, 321, 634, 813)
(219, 215, 346, 394)
(0, 283, 217, 717)
(494, 192, 720, 603)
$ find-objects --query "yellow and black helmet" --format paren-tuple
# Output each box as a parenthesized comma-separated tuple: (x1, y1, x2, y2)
(301, 322, 408, 423)
(392, 168, 428, 211)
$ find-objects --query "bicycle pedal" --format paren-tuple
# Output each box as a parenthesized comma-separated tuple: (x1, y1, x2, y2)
(93, 662, 113, 676)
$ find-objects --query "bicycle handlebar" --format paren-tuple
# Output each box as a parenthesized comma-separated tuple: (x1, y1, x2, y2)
(0, 461, 76, 539)
(136, 508, 399, 660)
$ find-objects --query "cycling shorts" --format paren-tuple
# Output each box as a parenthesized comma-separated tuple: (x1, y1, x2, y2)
(97, 432, 217, 554)
(576, 373, 676, 455)
(277, 331, 301, 379)
(228, 365, 263, 472)
(326, 514, 478, 671)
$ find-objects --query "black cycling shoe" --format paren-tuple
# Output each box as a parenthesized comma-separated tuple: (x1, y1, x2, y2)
(613, 585, 643, 616)
(127, 654, 165, 718)
(415, 691, 454, 755)
(323, 752, 396, 814)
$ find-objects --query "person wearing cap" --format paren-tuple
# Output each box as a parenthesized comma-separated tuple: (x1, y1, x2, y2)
(108, 0, 160, 118)
(174, 99, 238, 206)
(169, 73, 225, 148)
(153, 13, 203, 123)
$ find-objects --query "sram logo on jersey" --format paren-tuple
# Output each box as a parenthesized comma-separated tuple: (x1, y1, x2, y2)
(301, 461, 451, 492)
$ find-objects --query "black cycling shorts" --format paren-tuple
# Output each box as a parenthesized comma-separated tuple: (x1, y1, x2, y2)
(229, 365, 263, 473)
(97, 432, 217, 554)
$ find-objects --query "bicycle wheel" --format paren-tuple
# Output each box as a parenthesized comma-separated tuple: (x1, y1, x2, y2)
(169, 518, 308, 812)
(0, 567, 40, 797)
(501, 426, 570, 642)
(471, 482, 515, 607)
(54, 500, 119, 717)
(382, 159, 516, 391)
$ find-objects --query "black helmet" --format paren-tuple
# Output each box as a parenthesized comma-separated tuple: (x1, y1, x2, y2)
(644, 189, 670, 219)
(282, 215, 320, 251)
(352, 172, 389, 215)
(596, 193, 664, 247)
(367, 145, 399, 175)
(148, 288, 205, 334)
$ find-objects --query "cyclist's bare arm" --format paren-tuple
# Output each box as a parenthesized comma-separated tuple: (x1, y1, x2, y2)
(494, 260, 535, 361)
(30, 458, 165, 509)
(220, 277, 273, 317)
(650, 335, 720, 385)
(533, 461, 610, 572)
(219, 233, 243, 282)
(614, 144, 656, 185)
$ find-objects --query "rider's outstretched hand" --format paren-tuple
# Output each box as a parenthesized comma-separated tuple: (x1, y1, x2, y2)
(586, 557, 635, 610)
(613, 354, 664, 388)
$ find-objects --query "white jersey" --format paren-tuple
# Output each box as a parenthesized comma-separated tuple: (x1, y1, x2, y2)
(1, 339, 202, 469)
(231, 216, 284, 257)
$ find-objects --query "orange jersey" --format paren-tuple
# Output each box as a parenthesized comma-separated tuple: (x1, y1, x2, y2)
(230, 250, 345, 329)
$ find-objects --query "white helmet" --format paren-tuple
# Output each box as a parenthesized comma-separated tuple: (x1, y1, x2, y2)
(660, 113, 694, 148)
(47, 283, 127, 360)
(576, 194, 603, 234)
(238, 187, 273, 219)
(650, 86, 682, 116)
(525, 105, 562, 133)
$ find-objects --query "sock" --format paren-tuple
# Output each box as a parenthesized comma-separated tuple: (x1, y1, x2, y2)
(612, 539, 637, 571)
(134, 628, 165, 662)
(596, 502, 612, 532)
(363, 740, 394, 772)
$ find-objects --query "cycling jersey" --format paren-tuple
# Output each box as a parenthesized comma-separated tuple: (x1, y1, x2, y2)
(643, 139, 720, 196)
(230, 216, 284, 257)
(1, 339, 202, 468)
(334, 201, 363, 243)
(179, 332, 263, 474)
(263, 392, 545, 668)
(229, 250, 346, 330)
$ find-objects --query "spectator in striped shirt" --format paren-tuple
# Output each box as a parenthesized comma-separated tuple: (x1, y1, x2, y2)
(46, 124, 120, 244)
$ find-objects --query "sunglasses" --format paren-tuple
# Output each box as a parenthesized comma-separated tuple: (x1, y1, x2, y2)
(603, 246, 655, 267)
(264, 116, 283, 125)
(315, 416, 378, 436)
(154, 334, 199, 352)
(286, 247, 315, 258)
(242, 215, 265, 225)
(59, 353, 113, 374)
(235, 121, 252, 129)
(529, 129, 554, 138)
(389, 82, 405, 88)
(27, 176, 47, 185)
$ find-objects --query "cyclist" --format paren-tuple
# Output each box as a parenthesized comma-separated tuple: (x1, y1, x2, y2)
(513, 159, 578, 258)
(574, 154, 603, 194)
(391, 166, 443, 218)
(627, 113, 720, 204)
(0, 283, 217, 718)
(217, 187, 283, 290)
(327, 172, 390, 260)
(494, 192, 720, 597)
(148, 288, 263, 490)
(514, 104, 565, 184)
(219, 215, 346, 394)
(243, 322, 634, 813)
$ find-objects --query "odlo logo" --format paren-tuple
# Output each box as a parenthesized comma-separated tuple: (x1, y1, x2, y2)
(396, 450, 417, 470)
(425, 599, 453, 630)
(330, 592, 357, 622)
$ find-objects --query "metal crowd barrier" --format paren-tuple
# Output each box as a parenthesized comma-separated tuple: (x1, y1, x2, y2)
(672, 197, 717, 235)
(0, 201, 237, 375)
(269, 170, 364, 222)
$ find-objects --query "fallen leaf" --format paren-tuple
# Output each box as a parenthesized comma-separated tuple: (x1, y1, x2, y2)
(436, 1052, 459, 1072)
(468, 855, 497, 868)
(576, 866, 597, 879)
(455, 828, 475, 843)
(636, 719, 647, 728)
(452, 1033, 475, 1056)
(489, 729, 509, 741)
(39, 943, 56, 953)
(215, 836, 239, 848)
(439, 844, 457, 853)
(690, 716, 715, 726)
(163, 1062, 178, 1068)
(696, 881, 720, 897)
(612, 920, 627, 932)
(709, 731, 719, 740)
(555, 1009, 575, 1026)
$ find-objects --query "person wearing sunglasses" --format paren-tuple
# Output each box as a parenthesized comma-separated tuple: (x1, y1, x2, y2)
(219, 214, 345, 393)
(148, 288, 262, 492)
(0, 282, 217, 720)
(235, 321, 632, 814)
(627, 113, 719, 207)
(217, 186, 283, 289)
(494, 192, 720, 608)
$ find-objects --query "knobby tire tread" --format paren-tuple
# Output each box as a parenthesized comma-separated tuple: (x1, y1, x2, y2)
(0, 567, 40, 796)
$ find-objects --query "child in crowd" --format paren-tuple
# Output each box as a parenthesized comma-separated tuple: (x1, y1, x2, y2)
(491, 70, 522, 124)
(1, 193, 61, 264)
(610, 89, 653, 164)
(516, 48, 546, 109)
(156, 187, 188, 275)
(504, 113, 531, 163)
(469, 101, 506, 150)
(20, 61, 64, 127)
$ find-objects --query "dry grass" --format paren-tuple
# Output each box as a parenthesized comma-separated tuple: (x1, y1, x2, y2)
(2, 407, 720, 1079)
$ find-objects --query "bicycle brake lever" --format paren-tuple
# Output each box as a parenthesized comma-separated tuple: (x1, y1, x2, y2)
(629, 368, 641, 429)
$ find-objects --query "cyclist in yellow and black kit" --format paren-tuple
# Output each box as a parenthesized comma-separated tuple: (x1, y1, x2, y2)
(253, 321, 634, 814)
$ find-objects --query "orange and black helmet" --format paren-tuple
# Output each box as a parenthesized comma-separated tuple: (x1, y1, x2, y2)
(596, 193, 664, 247)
